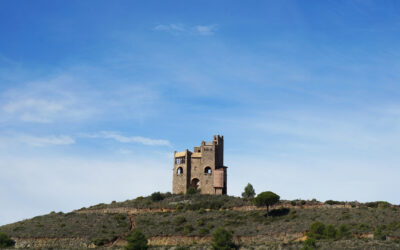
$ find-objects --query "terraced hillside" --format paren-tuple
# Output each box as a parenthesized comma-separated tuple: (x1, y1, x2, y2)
(1, 193, 400, 249)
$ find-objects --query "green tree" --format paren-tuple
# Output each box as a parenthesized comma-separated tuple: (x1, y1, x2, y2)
(211, 227, 236, 250)
(0, 232, 15, 249)
(125, 229, 148, 250)
(254, 191, 280, 215)
(241, 183, 256, 199)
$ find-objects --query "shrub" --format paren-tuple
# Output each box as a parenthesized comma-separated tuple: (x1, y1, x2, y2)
(211, 227, 236, 250)
(307, 221, 325, 240)
(125, 229, 148, 250)
(197, 219, 205, 226)
(324, 224, 337, 239)
(183, 224, 194, 235)
(151, 192, 165, 202)
(187, 187, 198, 195)
(268, 208, 290, 217)
(200, 228, 210, 235)
(93, 238, 108, 246)
(241, 183, 256, 199)
(301, 237, 316, 250)
(174, 216, 187, 225)
(336, 224, 351, 239)
(325, 200, 341, 205)
(0, 232, 15, 248)
(254, 191, 280, 215)
(374, 225, 387, 240)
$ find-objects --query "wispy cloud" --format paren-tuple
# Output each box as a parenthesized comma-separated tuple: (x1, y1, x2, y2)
(17, 135, 75, 147)
(154, 24, 217, 36)
(0, 72, 160, 124)
(154, 24, 185, 32)
(84, 131, 171, 146)
(193, 25, 217, 35)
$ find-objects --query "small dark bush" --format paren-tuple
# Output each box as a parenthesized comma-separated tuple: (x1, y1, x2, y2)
(211, 227, 236, 250)
(0, 232, 15, 248)
(174, 216, 187, 225)
(93, 238, 109, 246)
(151, 192, 165, 202)
(307, 221, 325, 240)
(337, 224, 351, 239)
(269, 208, 290, 217)
(200, 228, 210, 235)
(187, 187, 199, 195)
(324, 224, 337, 239)
(125, 229, 148, 250)
(183, 224, 194, 235)
(325, 200, 342, 205)
(301, 237, 316, 250)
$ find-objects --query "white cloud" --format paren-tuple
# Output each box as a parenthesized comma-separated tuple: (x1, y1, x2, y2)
(0, 73, 160, 124)
(154, 24, 185, 32)
(3, 98, 65, 123)
(193, 25, 217, 35)
(17, 135, 75, 147)
(154, 24, 217, 35)
(84, 131, 171, 146)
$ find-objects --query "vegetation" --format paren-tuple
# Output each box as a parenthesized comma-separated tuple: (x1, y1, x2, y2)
(241, 183, 255, 199)
(0, 232, 15, 249)
(125, 229, 148, 250)
(254, 191, 280, 215)
(150, 192, 165, 202)
(211, 227, 236, 250)
(0, 193, 399, 249)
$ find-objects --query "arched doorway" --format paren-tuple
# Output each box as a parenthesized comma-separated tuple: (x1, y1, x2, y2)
(190, 178, 200, 189)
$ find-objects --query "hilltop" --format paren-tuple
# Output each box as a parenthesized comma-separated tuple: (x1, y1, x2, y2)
(1, 193, 400, 249)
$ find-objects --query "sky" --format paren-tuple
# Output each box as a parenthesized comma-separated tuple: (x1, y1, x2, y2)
(1, 0, 400, 225)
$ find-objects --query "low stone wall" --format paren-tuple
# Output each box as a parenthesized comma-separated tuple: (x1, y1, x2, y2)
(76, 203, 354, 215)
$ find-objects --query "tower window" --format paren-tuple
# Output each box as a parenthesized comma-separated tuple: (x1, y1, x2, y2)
(175, 157, 185, 164)
(177, 167, 183, 175)
(204, 167, 212, 175)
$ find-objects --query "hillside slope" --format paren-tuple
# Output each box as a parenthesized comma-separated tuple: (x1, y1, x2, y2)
(1, 194, 400, 249)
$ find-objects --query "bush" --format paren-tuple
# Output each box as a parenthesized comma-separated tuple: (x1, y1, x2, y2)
(241, 183, 255, 199)
(187, 187, 198, 195)
(336, 224, 351, 239)
(0, 232, 15, 248)
(183, 224, 194, 235)
(151, 192, 165, 202)
(211, 227, 236, 250)
(268, 208, 290, 217)
(200, 228, 210, 235)
(325, 200, 342, 205)
(374, 225, 387, 240)
(125, 229, 148, 250)
(366, 201, 391, 208)
(301, 237, 316, 250)
(93, 238, 109, 246)
(324, 224, 337, 239)
(307, 221, 325, 240)
(174, 216, 187, 225)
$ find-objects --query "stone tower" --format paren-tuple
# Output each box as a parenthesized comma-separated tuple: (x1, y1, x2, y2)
(172, 135, 227, 195)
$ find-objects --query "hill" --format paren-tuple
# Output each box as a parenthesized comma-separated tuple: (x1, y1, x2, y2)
(1, 193, 400, 249)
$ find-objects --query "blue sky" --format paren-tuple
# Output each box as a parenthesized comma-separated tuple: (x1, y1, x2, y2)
(1, 0, 400, 225)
